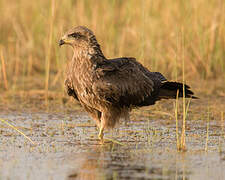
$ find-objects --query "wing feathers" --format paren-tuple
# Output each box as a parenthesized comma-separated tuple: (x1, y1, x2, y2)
(93, 58, 155, 107)
(92, 57, 197, 108)
(158, 81, 198, 99)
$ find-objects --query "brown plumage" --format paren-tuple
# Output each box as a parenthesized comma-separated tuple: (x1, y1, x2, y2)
(59, 26, 197, 142)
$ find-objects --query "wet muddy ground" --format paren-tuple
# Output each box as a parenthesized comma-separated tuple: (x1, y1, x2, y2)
(0, 96, 224, 180)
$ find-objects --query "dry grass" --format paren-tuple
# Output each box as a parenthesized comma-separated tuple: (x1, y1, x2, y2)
(0, 117, 35, 145)
(0, 0, 225, 94)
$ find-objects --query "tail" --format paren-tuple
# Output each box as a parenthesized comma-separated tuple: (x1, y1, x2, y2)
(158, 81, 198, 99)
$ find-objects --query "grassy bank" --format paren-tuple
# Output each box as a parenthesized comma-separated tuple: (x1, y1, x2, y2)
(0, 0, 225, 94)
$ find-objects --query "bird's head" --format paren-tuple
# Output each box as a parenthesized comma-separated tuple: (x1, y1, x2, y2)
(59, 26, 105, 61)
(59, 26, 97, 49)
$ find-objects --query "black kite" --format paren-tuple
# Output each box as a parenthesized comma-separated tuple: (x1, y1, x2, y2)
(59, 26, 197, 143)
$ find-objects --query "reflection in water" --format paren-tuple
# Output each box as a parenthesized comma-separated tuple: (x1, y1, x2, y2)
(67, 145, 126, 180)
(67, 144, 190, 180)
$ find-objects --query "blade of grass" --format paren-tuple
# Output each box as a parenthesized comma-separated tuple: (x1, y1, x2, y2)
(218, 111, 224, 153)
(175, 90, 180, 151)
(45, 0, 56, 107)
(185, 98, 192, 118)
(0, 118, 35, 145)
(13, 42, 20, 90)
(0, 49, 8, 90)
(180, 27, 186, 151)
(221, 111, 224, 139)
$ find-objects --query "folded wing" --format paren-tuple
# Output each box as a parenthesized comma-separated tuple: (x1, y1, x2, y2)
(93, 58, 161, 107)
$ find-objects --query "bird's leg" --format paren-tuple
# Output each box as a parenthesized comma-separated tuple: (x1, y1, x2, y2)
(97, 112, 124, 145)
(98, 126, 104, 143)
(98, 113, 107, 143)
(98, 125, 123, 145)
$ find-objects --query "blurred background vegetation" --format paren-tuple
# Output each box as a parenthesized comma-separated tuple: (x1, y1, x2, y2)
(0, 0, 224, 97)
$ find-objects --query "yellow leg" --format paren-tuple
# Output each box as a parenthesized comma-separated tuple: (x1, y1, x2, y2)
(97, 112, 124, 145)
(98, 127, 124, 145)
(98, 126, 104, 143)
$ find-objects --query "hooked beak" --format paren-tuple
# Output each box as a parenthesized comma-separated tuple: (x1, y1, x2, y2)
(59, 39, 65, 46)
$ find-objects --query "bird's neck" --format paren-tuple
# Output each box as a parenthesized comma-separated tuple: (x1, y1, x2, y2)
(72, 45, 106, 67)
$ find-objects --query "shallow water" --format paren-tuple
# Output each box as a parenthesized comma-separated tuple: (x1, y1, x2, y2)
(0, 101, 224, 180)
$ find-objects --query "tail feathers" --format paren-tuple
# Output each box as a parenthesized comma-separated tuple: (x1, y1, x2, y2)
(158, 81, 198, 99)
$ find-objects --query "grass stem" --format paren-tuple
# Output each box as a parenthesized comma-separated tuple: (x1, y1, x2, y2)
(0, 50, 8, 90)
(0, 118, 35, 145)
(175, 90, 180, 150)
(180, 27, 186, 151)
(45, 0, 56, 107)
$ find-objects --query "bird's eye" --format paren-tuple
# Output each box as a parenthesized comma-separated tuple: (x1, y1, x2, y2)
(69, 33, 81, 39)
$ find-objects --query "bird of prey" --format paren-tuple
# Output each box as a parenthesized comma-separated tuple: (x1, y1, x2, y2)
(59, 26, 197, 143)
